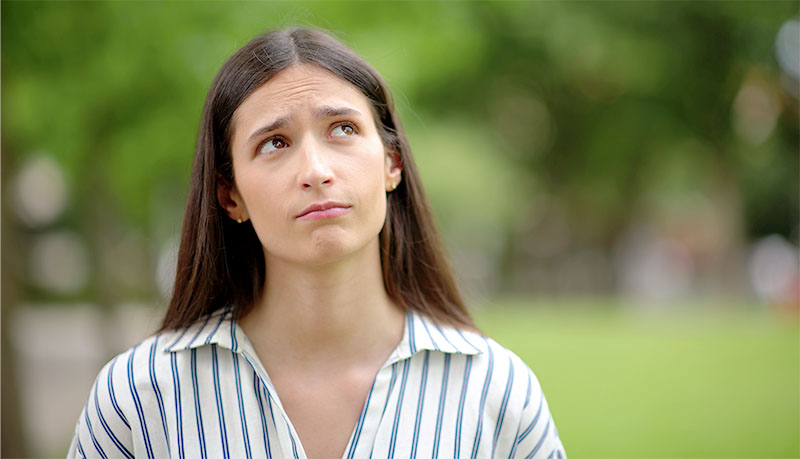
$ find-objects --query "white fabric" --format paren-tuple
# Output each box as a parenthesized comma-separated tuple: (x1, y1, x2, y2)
(68, 307, 566, 458)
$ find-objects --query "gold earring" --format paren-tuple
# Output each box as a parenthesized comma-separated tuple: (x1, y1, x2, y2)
(236, 218, 242, 224)
(390, 183, 397, 191)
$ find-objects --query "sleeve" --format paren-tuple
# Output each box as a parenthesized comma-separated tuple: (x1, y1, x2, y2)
(511, 368, 567, 459)
(66, 356, 136, 459)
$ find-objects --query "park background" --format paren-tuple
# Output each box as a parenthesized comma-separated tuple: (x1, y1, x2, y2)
(1, 1, 798, 457)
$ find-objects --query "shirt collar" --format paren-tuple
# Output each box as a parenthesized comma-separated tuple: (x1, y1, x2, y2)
(388, 309, 483, 363)
(164, 306, 240, 353)
(164, 306, 483, 359)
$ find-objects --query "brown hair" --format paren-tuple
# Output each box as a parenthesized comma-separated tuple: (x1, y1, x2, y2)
(160, 28, 474, 331)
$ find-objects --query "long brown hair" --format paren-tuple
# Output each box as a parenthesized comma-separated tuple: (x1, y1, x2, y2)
(160, 28, 474, 331)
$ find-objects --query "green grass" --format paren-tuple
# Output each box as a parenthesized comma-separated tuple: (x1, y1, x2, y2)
(473, 298, 800, 459)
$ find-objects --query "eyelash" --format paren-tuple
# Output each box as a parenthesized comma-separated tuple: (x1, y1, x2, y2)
(256, 121, 359, 156)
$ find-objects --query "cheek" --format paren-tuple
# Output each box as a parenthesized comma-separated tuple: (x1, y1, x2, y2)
(235, 169, 283, 219)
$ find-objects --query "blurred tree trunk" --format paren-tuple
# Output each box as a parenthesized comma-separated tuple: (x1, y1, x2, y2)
(2, 148, 27, 457)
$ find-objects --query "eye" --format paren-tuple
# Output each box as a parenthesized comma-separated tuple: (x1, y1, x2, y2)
(258, 137, 288, 155)
(331, 123, 357, 138)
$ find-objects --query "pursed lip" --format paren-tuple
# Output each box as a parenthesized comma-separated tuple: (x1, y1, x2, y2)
(295, 201, 352, 220)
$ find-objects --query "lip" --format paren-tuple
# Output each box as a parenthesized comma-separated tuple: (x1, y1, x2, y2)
(295, 201, 352, 220)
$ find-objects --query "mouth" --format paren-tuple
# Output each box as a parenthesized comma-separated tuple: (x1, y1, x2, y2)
(295, 201, 352, 220)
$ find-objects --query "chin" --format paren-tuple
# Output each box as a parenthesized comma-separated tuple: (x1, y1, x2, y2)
(272, 230, 366, 266)
(314, 229, 383, 266)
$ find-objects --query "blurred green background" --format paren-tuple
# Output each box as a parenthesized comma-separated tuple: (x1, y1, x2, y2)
(2, 1, 798, 458)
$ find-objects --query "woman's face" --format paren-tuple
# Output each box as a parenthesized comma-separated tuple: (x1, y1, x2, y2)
(221, 63, 401, 267)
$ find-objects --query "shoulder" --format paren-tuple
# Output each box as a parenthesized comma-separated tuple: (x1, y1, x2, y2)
(415, 321, 565, 457)
(456, 329, 546, 411)
(93, 305, 241, 401)
(457, 330, 566, 457)
(68, 332, 172, 458)
(87, 330, 180, 414)
(68, 323, 211, 458)
(415, 314, 547, 419)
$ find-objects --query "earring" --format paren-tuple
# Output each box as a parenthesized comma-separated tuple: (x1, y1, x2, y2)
(389, 183, 397, 191)
(236, 218, 243, 224)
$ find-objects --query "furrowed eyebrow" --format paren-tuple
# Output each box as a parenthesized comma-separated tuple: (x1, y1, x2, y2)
(246, 117, 289, 144)
(315, 106, 363, 119)
(245, 107, 363, 144)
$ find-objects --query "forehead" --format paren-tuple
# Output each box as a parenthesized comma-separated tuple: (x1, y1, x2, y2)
(232, 63, 373, 130)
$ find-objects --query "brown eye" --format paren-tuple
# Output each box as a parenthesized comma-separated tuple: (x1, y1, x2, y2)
(259, 137, 288, 155)
(331, 123, 356, 137)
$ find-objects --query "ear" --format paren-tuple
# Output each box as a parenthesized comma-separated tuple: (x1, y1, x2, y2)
(384, 147, 403, 191)
(216, 178, 249, 223)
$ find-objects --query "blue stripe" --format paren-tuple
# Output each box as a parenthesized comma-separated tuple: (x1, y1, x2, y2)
(410, 350, 430, 459)
(230, 316, 239, 352)
(107, 357, 130, 429)
(455, 328, 483, 354)
(432, 353, 451, 458)
(148, 336, 171, 457)
(167, 323, 192, 350)
(547, 448, 556, 459)
(278, 378, 300, 459)
(170, 352, 185, 459)
(525, 418, 551, 459)
(418, 316, 441, 351)
(518, 390, 544, 443)
(432, 321, 459, 351)
(84, 402, 109, 459)
(287, 422, 301, 459)
(77, 438, 87, 459)
(407, 311, 417, 354)
(266, 391, 277, 429)
(470, 341, 495, 459)
(191, 349, 208, 459)
(377, 363, 400, 421)
(93, 378, 133, 458)
(204, 308, 231, 345)
(211, 345, 230, 459)
(388, 358, 412, 458)
(368, 362, 399, 459)
(233, 353, 253, 459)
(523, 371, 533, 409)
(127, 346, 155, 459)
(253, 376, 272, 459)
(454, 354, 474, 459)
(346, 375, 378, 459)
(492, 355, 515, 456)
(509, 372, 534, 458)
(186, 314, 213, 349)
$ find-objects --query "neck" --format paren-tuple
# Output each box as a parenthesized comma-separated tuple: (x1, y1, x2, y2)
(239, 239, 405, 371)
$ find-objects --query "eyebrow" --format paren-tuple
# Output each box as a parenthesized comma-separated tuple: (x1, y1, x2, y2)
(315, 106, 362, 119)
(245, 106, 364, 144)
(246, 117, 289, 144)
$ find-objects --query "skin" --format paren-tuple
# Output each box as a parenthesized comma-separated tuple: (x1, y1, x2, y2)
(218, 63, 405, 459)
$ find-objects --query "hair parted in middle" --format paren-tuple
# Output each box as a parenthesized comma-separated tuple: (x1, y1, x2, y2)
(161, 27, 475, 332)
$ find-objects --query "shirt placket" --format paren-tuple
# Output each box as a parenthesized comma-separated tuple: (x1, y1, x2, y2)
(340, 359, 402, 458)
(237, 347, 308, 459)
(229, 317, 415, 459)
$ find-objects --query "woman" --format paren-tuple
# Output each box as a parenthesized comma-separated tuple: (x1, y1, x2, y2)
(68, 28, 566, 459)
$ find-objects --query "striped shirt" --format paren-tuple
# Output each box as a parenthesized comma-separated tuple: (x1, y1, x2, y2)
(68, 307, 566, 458)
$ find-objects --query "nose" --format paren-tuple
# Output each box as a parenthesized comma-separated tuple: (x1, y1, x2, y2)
(297, 139, 334, 190)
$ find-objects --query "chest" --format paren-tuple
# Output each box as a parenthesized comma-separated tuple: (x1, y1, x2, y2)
(140, 346, 514, 459)
(270, 368, 377, 459)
